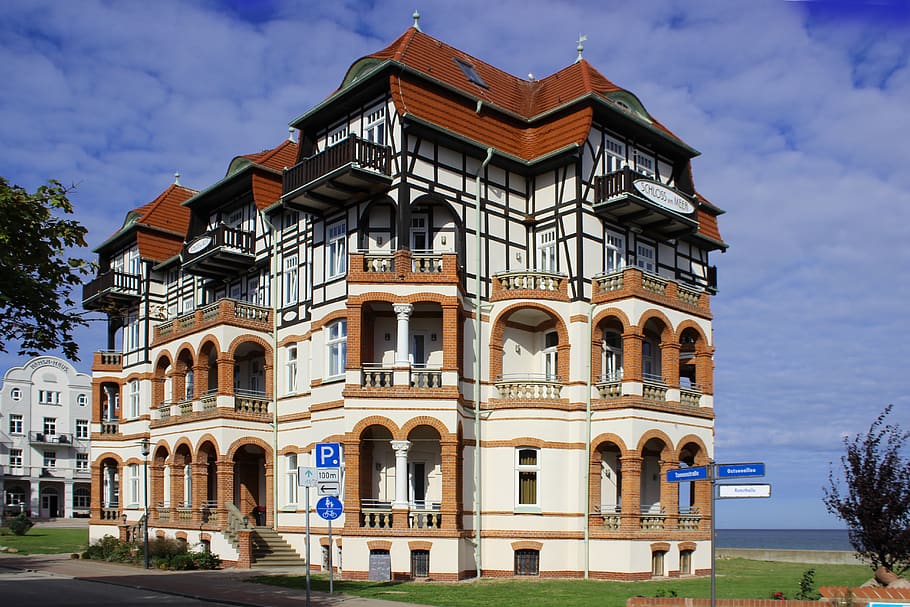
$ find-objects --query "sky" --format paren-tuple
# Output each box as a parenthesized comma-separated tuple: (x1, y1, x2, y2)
(1, 0, 909, 529)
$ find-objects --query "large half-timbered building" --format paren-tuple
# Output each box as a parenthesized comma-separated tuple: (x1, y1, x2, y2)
(85, 23, 726, 579)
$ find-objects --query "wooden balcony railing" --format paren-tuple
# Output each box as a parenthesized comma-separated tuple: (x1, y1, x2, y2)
(283, 135, 391, 196)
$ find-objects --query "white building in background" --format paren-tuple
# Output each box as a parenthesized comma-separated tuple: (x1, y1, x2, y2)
(1, 356, 93, 518)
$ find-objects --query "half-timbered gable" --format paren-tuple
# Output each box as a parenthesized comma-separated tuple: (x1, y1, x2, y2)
(86, 21, 727, 581)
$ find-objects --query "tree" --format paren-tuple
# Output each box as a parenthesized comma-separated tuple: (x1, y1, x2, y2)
(0, 178, 90, 360)
(824, 405, 910, 574)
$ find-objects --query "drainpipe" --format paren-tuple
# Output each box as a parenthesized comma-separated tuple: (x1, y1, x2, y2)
(259, 211, 280, 531)
(584, 302, 594, 578)
(473, 147, 494, 579)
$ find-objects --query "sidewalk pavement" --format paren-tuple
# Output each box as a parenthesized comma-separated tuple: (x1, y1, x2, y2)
(0, 553, 432, 607)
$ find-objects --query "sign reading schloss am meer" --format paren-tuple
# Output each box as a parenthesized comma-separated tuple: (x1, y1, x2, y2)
(633, 179, 695, 215)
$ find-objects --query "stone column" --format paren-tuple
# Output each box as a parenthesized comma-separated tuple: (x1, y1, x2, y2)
(192, 462, 207, 523)
(661, 342, 681, 388)
(659, 459, 679, 530)
(343, 440, 360, 531)
(440, 439, 458, 530)
(391, 440, 411, 509)
(393, 304, 413, 366)
(622, 333, 644, 382)
(216, 459, 233, 527)
(64, 480, 74, 518)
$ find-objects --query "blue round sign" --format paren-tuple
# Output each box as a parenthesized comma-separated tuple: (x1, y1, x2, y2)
(316, 495, 344, 520)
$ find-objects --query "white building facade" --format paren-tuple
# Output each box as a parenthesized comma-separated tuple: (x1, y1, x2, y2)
(1, 356, 93, 518)
(86, 24, 726, 579)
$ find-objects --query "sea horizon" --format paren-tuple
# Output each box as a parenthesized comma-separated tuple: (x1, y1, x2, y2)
(716, 528, 851, 551)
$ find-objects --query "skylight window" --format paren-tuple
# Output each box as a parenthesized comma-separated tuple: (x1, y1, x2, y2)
(454, 58, 488, 89)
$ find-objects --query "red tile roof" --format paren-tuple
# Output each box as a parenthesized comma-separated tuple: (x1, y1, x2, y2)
(238, 139, 298, 173)
(132, 184, 194, 235)
(98, 183, 195, 260)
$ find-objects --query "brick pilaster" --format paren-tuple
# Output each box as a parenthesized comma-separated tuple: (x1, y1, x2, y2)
(620, 453, 642, 530)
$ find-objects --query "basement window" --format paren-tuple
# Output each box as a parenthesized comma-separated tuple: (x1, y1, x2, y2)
(454, 58, 488, 88)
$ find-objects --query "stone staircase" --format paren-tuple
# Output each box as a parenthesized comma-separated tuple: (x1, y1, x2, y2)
(250, 526, 306, 568)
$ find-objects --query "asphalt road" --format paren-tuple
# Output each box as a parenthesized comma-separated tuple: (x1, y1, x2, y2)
(0, 565, 238, 607)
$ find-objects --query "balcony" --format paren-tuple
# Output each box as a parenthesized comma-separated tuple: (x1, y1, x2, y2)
(593, 167, 699, 239)
(348, 251, 460, 285)
(92, 351, 123, 372)
(282, 135, 392, 213)
(592, 268, 711, 318)
(491, 270, 568, 302)
(494, 374, 563, 401)
(30, 431, 73, 446)
(100, 420, 119, 435)
(359, 364, 445, 390)
(82, 270, 141, 311)
(182, 224, 255, 279)
(153, 299, 270, 345)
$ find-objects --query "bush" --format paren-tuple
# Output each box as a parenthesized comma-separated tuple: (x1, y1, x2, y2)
(191, 549, 222, 570)
(82, 534, 220, 570)
(796, 569, 821, 600)
(82, 534, 137, 563)
(7, 513, 34, 536)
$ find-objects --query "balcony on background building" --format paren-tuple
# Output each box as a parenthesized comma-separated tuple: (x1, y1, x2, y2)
(282, 135, 391, 213)
(181, 224, 255, 279)
(29, 431, 74, 446)
(592, 267, 713, 316)
(82, 270, 141, 311)
(593, 167, 699, 239)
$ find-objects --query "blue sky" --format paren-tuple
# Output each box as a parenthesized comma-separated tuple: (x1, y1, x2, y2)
(1, 0, 908, 528)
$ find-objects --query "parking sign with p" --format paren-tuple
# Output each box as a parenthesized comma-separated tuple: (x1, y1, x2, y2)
(316, 442, 341, 468)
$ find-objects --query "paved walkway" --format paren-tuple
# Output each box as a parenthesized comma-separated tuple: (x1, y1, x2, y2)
(0, 553, 431, 607)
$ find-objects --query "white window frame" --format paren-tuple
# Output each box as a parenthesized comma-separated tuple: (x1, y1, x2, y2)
(43, 417, 56, 435)
(364, 106, 385, 145)
(76, 453, 89, 471)
(543, 331, 559, 380)
(327, 221, 347, 279)
(283, 254, 298, 306)
(285, 346, 298, 395)
(635, 241, 656, 274)
(39, 390, 61, 405)
(44, 450, 56, 468)
(9, 449, 23, 469)
(74, 486, 90, 507)
(77, 394, 87, 406)
(128, 464, 140, 506)
(537, 229, 557, 273)
(605, 230, 625, 273)
(605, 135, 626, 173)
(75, 419, 89, 439)
(9, 414, 23, 434)
(10, 387, 21, 401)
(123, 315, 140, 353)
(603, 330, 623, 382)
(326, 320, 347, 379)
(515, 447, 541, 511)
(410, 214, 429, 251)
(328, 123, 348, 147)
(286, 453, 298, 506)
(635, 148, 655, 177)
(128, 379, 140, 418)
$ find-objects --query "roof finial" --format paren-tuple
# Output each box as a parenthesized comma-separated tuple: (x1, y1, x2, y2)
(174, 172, 181, 186)
(288, 126, 296, 143)
(575, 34, 588, 63)
(412, 10, 421, 31)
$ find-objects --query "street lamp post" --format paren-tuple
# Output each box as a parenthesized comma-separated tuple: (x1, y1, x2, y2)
(140, 437, 150, 569)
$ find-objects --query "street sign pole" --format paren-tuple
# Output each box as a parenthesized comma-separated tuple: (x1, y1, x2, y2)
(305, 486, 311, 607)
(328, 519, 333, 594)
(710, 460, 716, 607)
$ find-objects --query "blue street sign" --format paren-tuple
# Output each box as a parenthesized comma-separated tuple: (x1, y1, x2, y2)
(316, 495, 343, 520)
(315, 442, 342, 468)
(667, 466, 708, 482)
(715, 462, 765, 479)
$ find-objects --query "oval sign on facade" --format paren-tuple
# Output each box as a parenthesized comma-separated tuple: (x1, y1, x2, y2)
(187, 235, 212, 255)
(633, 180, 695, 215)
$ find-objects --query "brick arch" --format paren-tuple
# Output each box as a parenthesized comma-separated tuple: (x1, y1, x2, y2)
(635, 309, 676, 341)
(123, 456, 144, 466)
(152, 440, 171, 458)
(195, 434, 222, 460)
(153, 352, 174, 373)
(489, 302, 569, 381)
(95, 452, 124, 466)
(401, 416, 452, 441)
(367, 540, 392, 551)
(313, 309, 348, 332)
(301, 434, 346, 454)
(675, 319, 709, 349)
(174, 343, 198, 367)
(651, 542, 670, 552)
(278, 445, 301, 456)
(591, 433, 629, 456)
(172, 439, 194, 466)
(227, 334, 272, 359)
(347, 291, 455, 307)
(198, 336, 222, 357)
(636, 429, 674, 454)
(226, 436, 274, 461)
(350, 415, 400, 439)
(592, 307, 632, 332)
(514, 437, 546, 449)
(511, 540, 543, 551)
(675, 435, 710, 465)
(678, 541, 697, 552)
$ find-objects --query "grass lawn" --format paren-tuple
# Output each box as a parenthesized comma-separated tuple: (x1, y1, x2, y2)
(0, 527, 89, 555)
(252, 559, 873, 607)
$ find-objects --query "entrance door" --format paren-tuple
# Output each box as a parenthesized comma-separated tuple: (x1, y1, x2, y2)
(41, 489, 59, 518)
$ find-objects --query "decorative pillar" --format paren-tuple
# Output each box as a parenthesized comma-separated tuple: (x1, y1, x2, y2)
(216, 459, 233, 527)
(442, 303, 459, 370)
(192, 462, 207, 523)
(90, 462, 103, 521)
(695, 350, 714, 394)
(391, 440, 411, 509)
(236, 528, 253, 568)
(659, 459, 679, 530)
(217, 355, 234, 396)
(622, 333, 644, 382)
(661, 342, 681, 388)
(343, 440, 361, 531)
(393, 304, 413, 366)
(192, 363, 206, 400)
(619, 453, 642, 531)
(440, 439, 459, 530)
(149, 461, 164, 521)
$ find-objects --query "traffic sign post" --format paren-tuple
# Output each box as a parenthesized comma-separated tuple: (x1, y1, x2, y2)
(315, 443, 342, 468)
(298, 466, 317, 488)
(315, 496, 343, 595)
